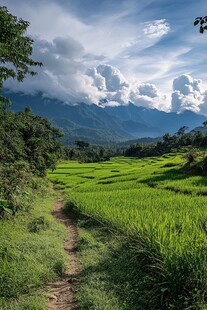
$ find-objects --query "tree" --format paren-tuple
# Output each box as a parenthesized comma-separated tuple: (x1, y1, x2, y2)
(0, 108, 64, 176)
(0, 6, 42, 94)
(75, 140, 90, 150)
(177, 126, 189, 136)
(194, 16, 207, 33)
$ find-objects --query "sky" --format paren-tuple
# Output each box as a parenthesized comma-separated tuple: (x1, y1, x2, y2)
(2, 0, 207, 114)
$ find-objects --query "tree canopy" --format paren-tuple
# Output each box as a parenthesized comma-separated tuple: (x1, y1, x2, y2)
(0, 6, 42, 92)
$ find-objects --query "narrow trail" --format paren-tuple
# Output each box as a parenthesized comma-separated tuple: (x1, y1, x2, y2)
(47, 199, 79, 310)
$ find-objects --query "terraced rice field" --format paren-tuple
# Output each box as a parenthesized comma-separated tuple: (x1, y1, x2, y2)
(48, 153, 207, 308)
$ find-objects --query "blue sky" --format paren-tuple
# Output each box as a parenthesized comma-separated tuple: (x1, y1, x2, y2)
(2, 0, 207, 114)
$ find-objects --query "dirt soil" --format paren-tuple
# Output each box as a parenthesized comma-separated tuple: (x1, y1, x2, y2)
(47, 199, 79, 310)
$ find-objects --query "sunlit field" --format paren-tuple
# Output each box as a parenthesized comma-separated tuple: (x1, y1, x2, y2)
(48, 153, 207, 307)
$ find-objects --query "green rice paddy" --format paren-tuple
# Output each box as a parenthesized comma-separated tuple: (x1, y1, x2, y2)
(48, 153, 207, 308)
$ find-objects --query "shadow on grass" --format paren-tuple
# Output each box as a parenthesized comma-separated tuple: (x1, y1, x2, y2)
(140, 168, 189, 188)
(193, 176, 207, 187)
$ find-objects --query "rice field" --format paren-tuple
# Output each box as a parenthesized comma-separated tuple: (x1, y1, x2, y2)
(48, 153, 207, 308)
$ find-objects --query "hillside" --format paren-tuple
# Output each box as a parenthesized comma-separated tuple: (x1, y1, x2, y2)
(6, 91, 207, 144)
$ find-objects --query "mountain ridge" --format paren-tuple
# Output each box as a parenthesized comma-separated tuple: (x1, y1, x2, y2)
(5, 91, 207, 144)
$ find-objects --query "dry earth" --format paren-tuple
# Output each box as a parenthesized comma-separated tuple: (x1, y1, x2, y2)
(47, 199, 79, 310)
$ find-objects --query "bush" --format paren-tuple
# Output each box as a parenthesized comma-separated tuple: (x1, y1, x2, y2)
(0, 161, 33, 212)
(0, 199, 14, 218)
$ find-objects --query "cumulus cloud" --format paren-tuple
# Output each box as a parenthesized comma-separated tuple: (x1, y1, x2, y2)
(2, 0, 175, 110)
(137, 83, 160, 98)
(86, 64, 169, 110)
(171, 74, 204, 113)
(5, 0, 207, 117)
(198, 91, 207, 115)
(96, 65, 129, 91)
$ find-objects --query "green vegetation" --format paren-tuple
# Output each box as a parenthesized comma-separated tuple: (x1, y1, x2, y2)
(65, 204, 160, 310)
(0, 6, 64, 216)
(49, 154, 207, 309)
(0, 190, 67, 309)
(0, 6, 42, 92)
(2, 5, 207, 310)
(0, 7, 69, 309)
(0, 107, 64, 219)
(125, 128, 207, 159)
(194, 16, 207, 33)
(0, 108, 64, 177)
(64, 140, 111, 163)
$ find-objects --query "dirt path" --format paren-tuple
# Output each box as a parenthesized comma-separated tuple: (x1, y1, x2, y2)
(47, 199, 79, 310)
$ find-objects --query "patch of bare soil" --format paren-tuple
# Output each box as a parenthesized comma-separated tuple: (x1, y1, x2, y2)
(47, 199, 79, 310)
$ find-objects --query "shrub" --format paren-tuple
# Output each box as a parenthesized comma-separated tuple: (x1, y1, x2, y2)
(0, 199, 14, 218)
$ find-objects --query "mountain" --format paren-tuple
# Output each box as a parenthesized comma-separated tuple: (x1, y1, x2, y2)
(191, 126, 207, 135)
(5, 91, 207, 144)
(105, 103, 206, 134)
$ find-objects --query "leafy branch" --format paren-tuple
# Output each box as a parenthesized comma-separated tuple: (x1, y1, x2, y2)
(194, 16, 207, 33)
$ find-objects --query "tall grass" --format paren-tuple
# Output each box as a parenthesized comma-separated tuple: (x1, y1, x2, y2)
(48, 155, 207, 308)
(0, 191, 67, 309)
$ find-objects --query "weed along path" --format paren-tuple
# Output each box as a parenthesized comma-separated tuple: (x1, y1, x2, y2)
(47, 198, 79, 310)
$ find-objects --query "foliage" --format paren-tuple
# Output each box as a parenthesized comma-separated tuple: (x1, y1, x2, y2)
(0, 161, 34, 215)
(0, 106, 64, 216)
(125, 127, 207, 160)
(194, 16, 207, 33)
(0, 199, 14, 218)
(184, 148, 200, 164)
(65, 142, 111, 163)
(0, 6, 42, 91)
(75, 140, 90, 149)
(0, 7, 64, 223)
(0, 107, 64, 176)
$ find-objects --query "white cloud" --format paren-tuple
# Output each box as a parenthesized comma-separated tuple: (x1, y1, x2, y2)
(86, 64, 169, 110)
(96, 65, 129, 91)
(198, 92, 207, 115)
(171, 74, 204, 113)
(130, 86, 170, 111)
(3, 0, 207, 116)
(5, 37, 106, 104)
(143, 19, 170, 39)
(137, 83, 160, 98)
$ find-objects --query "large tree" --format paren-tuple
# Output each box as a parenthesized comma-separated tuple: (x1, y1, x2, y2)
(0, 6, 42, 94)
(0, 7, 64, 177)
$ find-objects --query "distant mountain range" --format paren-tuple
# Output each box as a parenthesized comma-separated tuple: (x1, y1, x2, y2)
(6, 92, 207, 144)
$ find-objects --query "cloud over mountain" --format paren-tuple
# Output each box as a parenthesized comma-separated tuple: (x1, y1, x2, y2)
(5, 37, 106, 104)
(86, 64, 168, 110)
(2, 0, 207, 117)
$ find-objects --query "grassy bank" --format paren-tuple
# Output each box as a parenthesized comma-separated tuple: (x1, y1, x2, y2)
(48, 155, 207, 309)
(0, 189, 67, 310)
